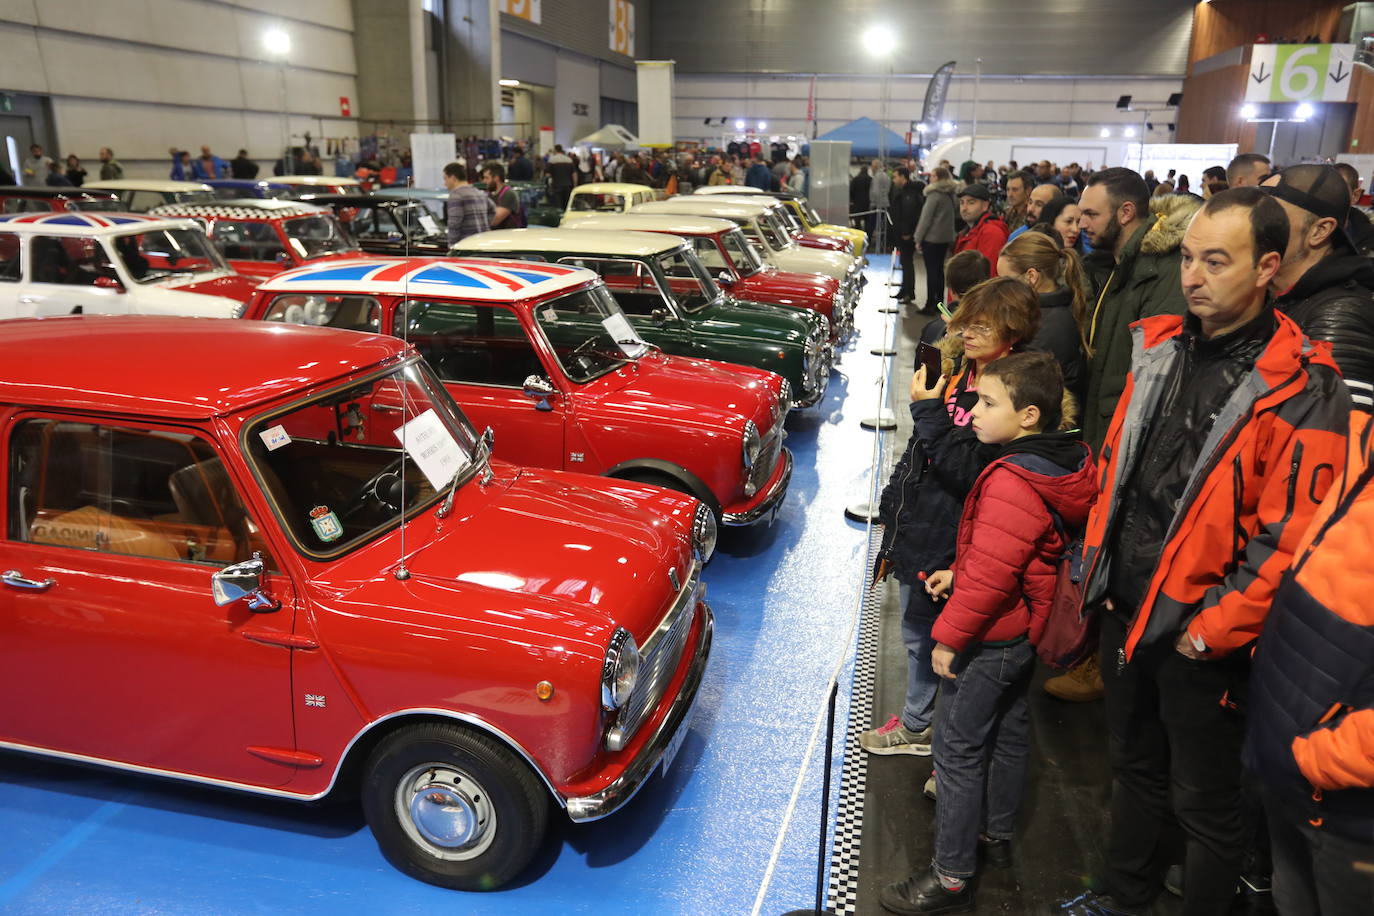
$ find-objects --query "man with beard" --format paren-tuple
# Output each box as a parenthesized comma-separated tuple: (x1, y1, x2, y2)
(1262, 165, 1374, 416)
(1041, 168, 1198, 706)
(1001, 169, 1034, 235)
(1009, 183, 1063, 241)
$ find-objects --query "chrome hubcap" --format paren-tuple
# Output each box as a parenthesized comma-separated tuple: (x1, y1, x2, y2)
(395, 764, 496, 861)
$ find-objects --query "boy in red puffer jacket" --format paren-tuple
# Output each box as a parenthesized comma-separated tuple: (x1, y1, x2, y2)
(880, 352, 1098, 916)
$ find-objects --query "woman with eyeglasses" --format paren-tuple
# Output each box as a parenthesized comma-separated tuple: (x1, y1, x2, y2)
(866, 278, 1045, 762)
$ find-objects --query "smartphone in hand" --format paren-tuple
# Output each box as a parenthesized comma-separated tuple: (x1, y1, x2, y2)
(916, 342, 943, 383)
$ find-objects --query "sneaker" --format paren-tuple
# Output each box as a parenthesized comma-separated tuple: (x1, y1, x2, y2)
(1163, 863, 1183, 898)
(1044, 652, 1104, 702)
(923, 771, 937, 800)
(860, 715, 934, 756)
(879, 868, 973, 915)
(1054, 891, 1143, 915)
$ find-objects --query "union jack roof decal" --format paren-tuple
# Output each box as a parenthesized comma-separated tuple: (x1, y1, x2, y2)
(0, 212, 165, 229)
(258, 257, 594, 301)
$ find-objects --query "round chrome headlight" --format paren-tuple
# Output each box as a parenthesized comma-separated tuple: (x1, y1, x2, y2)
(601, 627, 641, 711)
(742, 419, 762, 469)
(692, 501, 717, 563)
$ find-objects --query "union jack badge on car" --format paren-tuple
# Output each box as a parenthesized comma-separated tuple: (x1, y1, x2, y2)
(304, 694, 326, 707)
(309, 506, 343, 542)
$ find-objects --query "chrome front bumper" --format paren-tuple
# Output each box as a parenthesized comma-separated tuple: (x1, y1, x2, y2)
(722, 447, 793, 526)
(564, 600, 714, 822)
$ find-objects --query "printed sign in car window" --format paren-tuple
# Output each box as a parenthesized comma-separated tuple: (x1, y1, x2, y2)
(393, 408, 470, 489)
(417, 212, 440, 235)
(601, 311, 646, 357)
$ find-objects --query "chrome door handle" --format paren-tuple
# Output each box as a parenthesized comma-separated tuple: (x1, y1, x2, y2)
(18, 296, 38, 305)
(3, 570, 55, 591)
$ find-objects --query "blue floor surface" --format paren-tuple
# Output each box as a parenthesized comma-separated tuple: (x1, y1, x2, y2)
(0, 258, 903, 915)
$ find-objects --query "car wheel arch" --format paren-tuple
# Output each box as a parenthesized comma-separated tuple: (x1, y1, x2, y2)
(604, 459, 721, 520)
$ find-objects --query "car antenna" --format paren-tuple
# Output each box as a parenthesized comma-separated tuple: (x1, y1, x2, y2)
(394, 171, 416, 582)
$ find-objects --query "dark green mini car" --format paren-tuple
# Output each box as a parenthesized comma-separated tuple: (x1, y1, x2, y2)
(451, 228, 831, 408)
(509, 181, 563, 227)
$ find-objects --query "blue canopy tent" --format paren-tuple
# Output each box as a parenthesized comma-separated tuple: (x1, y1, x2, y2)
(807, 117, 908, 160)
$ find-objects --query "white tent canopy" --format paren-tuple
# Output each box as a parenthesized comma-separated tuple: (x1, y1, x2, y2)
(574, 124, 642, 150)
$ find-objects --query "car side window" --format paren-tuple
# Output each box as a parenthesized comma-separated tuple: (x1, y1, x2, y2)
(8, 418, 273, 568)
(28, 235, 114, 286)
(127, 191, 163, 212)
(261, 294, 380, 331)
(2, 198, 43, 214)
(558, 258, 666, 316)
(397, 299, 544, 388)
(213, 220, 285, 261)
(0, 232, 18, 282)
(690, 236, 728, 270)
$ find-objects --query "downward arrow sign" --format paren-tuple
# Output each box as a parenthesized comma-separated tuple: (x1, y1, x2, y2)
(1330, 60, 1350, 83)
(1251, 62, 1271, 83)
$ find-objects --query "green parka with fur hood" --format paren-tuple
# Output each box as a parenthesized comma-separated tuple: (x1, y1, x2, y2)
(1081, 193, 1202, 451)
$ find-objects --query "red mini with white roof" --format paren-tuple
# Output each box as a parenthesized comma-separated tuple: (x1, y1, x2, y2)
(150, 199, 369, 280)
(0, 211, 258, 318)
(241, 256, 793, 526)
(0, 314, 714, 890)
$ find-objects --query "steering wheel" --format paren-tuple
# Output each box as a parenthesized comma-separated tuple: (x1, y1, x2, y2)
(338, 456, 409, 521)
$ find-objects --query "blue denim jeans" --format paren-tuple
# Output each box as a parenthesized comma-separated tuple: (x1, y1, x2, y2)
(931, 638, 1036, 878)
(897, 580, 939, 733)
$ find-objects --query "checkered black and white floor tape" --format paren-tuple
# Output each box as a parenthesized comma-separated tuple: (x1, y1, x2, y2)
(825, 522, 885, 915)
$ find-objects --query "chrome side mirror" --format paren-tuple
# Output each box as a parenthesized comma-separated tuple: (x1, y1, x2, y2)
(211, 553, 279, 612)
(716, 271, 734, 288)
(521, 375, 557, 411)
(650, 308, 669, 325)
(275, 251, 292, 265)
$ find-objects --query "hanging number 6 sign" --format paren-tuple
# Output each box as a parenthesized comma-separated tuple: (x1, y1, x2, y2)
(1246, 44, 1356, 103)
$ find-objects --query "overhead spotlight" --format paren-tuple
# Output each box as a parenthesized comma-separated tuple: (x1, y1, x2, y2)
(941, 121, 953, 132)
(861, 26, 896, 57)
(263, 28, 291, 56)
(498, 78, 520, 87)
(1124, 126, 1136, 137)
(1240, 103, 1258, 119)
(735, 119, 746, 130)
(1100, 127, 1112, 138)
(757, 121, 767, 131)
(1294, 102, 1314, 120)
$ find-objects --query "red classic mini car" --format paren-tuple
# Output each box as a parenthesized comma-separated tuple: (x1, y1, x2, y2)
(241, 257, 793, 526)
(0, 315, 714, 890)
(150, 199, 369, 280)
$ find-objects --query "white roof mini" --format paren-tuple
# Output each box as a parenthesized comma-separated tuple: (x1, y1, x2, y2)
(0, 211, 198, 235)
(258, 256, 597, 301)
(454, 228, 686, 257)
(150, 200, 328, 220)
(569, 182, 655, 196)
(692, 186, 767, 196)
(633, 198, 771, 219)
(271, 176, 362, 187)
(565, 214, 740, 236)
(85, 179, 215, 193)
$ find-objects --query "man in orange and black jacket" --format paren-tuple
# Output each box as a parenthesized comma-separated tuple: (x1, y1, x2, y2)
(1244, 421, 1374, 915)
(1057, 189, 1351, 916)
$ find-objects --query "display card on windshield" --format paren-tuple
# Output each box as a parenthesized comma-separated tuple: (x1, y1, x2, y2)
(392, 408, 470, 490)
(601, 312, 645, 357)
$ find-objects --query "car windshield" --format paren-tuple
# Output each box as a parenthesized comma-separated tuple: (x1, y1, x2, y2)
(722, 228, 764, 275)
(173, 190, 217, 205)
(532, 284, 648, 382)
(111, 226, 229, 282)
(803, 201, 824, 225)
(761, 212, 795, 249)
(284, 214, 357, 259)
(657, 247, 720, 312)
(244, 359, 480, 556)
(776, 205, 804, 233)
(570, 192, 626, 213)
(69, 198, 121, 212)
(394, 203, 444, 239)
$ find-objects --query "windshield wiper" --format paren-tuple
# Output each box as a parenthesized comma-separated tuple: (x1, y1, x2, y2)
(437, 428, 492, 520)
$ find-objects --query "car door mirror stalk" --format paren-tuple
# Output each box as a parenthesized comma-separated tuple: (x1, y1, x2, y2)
(521, 375, 558, 411)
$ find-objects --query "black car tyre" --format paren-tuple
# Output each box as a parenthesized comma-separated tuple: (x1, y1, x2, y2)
(361, 723, 548, 891)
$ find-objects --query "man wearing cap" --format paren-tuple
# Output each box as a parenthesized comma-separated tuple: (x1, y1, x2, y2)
(951, 183, 1008, 267)
(1332, 162, 1374, 256)
(1263, 165, 1374, 419)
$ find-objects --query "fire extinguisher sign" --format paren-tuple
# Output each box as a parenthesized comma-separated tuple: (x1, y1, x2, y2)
(340, 96, 352, 117)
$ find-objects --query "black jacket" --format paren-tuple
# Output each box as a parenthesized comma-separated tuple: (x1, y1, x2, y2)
(850, 171, 872, 215)
(1274, 252, 1374, 413)
(1106, 308, 1277, 618)
(877, 365, 1001, 607)
(890, 182, 922, 238)
(1029, 287, 1087, 408)
(1348, 208, 1374, 257)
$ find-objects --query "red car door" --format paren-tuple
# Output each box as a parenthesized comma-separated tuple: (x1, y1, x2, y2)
(392, 298, 567, 469)
(0, 413, 298, 788)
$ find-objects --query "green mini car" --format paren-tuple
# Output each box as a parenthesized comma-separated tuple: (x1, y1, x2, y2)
(509, 181, 563, 227)
(451, 228, 831, 408)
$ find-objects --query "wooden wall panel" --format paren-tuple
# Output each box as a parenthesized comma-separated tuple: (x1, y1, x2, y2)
(1349, 67, 1374, 153)
(1178, 63, 1251, 143)
(1188, 0, 1347, 71)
